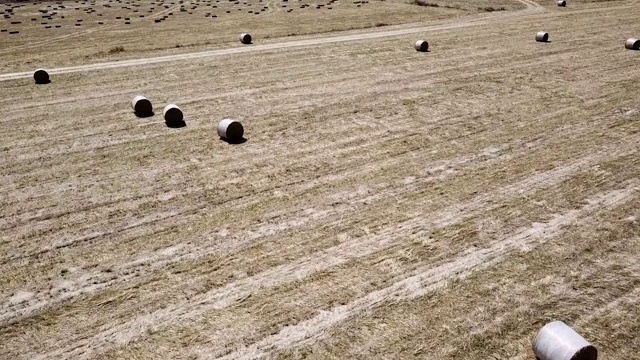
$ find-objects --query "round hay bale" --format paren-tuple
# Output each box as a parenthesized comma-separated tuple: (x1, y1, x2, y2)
(217, 118, 244, 141)
(536, 31, 549, 42)
(557, 0, 566, 6)
(533, 321, 597, 360)
(625, 38, 640, 50)
(131, 95, 153, 116)
(163, 104, 184, 127)
(415, 39, 428, 52)
(240, 33, 252, 44)
(33, 69, 49, 84)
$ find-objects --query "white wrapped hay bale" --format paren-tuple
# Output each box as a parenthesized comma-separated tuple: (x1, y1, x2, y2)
(163, 104, 184, 126)
(415, 39, 428, 52)
(217, 118, 244, 141)
(240, 33, 252, 44)
(533, 321, 597, 360)
(131, 95, 153, 116)
(34, 69, 49, 84)
(625, 38, 640, 50)
(557, 0, 566, 6)
(536, 31, 549, 42)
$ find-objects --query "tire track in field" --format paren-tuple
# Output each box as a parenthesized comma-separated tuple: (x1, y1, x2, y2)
(210, 183, 638, 360)
(28, 146, 635, 360)
(0, 109, 591, 324)
(0, 142, 511, 324)
(0, 123, 404, 245)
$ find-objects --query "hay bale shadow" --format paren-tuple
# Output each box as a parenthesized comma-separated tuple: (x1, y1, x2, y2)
(220, 136, 247, 144)
(166, 120, 186, 128)
(35, 79, 51, 85)
(134, 110, 154, 118)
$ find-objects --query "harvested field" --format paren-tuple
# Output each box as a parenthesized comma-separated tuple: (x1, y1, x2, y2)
(0, 0, 639, 359)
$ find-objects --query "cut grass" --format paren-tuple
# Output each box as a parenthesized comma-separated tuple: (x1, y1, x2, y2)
(0, 0, 639, 359)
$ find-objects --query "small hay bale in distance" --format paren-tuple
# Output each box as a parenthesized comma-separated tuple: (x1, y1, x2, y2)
(533, 321, 597, 360)
(33, 69, 50, 84)
(131, 95, 153, 116)
(240, 33, 252, 44)
(217, 118, 244, 141)
(163, 104, 184, 127)
(625, 38, 640, 50)
(557, 0, 566, 6)
(415, 39, 429, 52)
(536, 31, 549, 42)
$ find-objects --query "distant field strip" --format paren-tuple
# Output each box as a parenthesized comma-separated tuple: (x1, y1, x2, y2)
(0, 0, 542, 82)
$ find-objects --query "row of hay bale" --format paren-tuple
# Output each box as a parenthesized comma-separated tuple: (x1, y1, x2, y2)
(414, 33, 637, 50)
(532, 31, 639, 49)
(1, 0, 346, 33)
(26, 29, 638, 77)
(31, 69, 245, 141)
(131, 95, 245, 141)
(27, 25, 639, 139)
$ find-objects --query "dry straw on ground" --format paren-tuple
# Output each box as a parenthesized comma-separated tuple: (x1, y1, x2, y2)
(0, 0, 640, 359)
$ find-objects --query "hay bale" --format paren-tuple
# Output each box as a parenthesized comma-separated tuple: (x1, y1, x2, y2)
(217, 118, 244, 141)
(240, 33, 252, 44)
(415, 39, 428, 52)
(557, 0, 566, 6)
(533, 321, 597, 360)
(163, 104, 185, 127)
(536, 31, 549, 42)
(33, 69, 50, 84)
(625, 38, 640, 50)
(131, 95, 153, 116)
